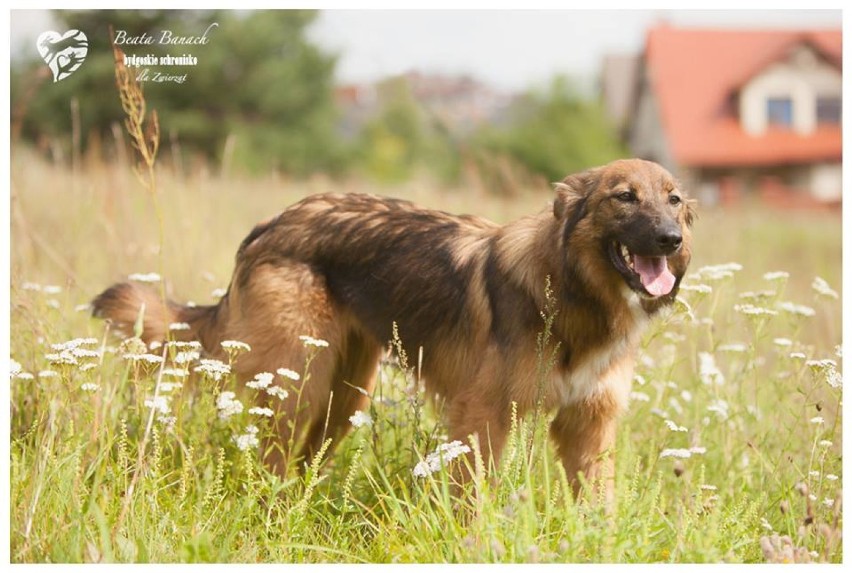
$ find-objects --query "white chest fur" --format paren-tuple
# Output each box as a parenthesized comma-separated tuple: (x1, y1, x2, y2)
(550, 300, 648, 411)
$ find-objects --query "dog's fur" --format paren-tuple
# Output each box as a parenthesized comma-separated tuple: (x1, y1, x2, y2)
(92, 158, 693, 499)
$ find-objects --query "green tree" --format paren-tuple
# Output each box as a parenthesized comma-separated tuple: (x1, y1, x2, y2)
(12, 10, 346, 175)
(475, 76, 626, 182)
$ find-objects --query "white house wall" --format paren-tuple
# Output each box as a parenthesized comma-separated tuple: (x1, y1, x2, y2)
(739, 46, 842, 136)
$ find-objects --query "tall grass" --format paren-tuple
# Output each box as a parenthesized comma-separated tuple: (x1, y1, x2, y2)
(9, 150, 842, 563)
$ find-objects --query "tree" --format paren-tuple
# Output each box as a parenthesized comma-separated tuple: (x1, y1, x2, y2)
(12, 10, 346, 175)
(475, 76, 626, 182)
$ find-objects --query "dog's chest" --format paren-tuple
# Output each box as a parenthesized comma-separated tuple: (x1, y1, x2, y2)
(549, 300, 647, 410)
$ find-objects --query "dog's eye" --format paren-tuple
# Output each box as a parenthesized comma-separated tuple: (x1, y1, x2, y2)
(616, 190, 638, 203)
(668, 195, 682, 206)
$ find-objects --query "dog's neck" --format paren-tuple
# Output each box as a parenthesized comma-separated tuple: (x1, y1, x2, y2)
(494, 209, 652, 365)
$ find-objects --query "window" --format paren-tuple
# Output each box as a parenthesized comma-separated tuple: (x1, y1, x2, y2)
(816, 96, 841, 125)
(766, 97, 793, 128)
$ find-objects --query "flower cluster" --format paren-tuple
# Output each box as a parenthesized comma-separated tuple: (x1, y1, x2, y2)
(413, 440, 471, 477)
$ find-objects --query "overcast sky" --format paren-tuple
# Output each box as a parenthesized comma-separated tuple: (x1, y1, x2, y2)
(308, 9, 842, 90)
(11, 8, 843, 92)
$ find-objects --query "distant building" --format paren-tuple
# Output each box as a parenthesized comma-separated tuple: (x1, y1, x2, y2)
(621, 25, 841, 208)
(334, 71, 514, 137)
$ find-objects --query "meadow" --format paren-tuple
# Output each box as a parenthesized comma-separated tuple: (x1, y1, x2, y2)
(9, 149, 843, 563)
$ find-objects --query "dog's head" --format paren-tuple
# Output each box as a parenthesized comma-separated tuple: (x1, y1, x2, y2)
(553, 158, 694, 306)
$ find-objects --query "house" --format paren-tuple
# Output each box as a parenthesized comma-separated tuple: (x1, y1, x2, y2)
(334, 71, 513, 138)
(624, 25, 842, 208)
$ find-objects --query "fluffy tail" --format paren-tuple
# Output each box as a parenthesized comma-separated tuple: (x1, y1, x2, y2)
(91, 282, 220, 347)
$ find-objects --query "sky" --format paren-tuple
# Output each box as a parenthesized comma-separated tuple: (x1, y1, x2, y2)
(9, 8, 844, 93)
(308, 9, 843, 91)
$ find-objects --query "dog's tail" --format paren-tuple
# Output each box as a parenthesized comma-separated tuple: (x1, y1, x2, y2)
(91, 282, 221, 348)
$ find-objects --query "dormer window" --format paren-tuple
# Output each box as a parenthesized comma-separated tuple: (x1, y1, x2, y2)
(766, 97, 794, 128)
(816, 96, 841, 125)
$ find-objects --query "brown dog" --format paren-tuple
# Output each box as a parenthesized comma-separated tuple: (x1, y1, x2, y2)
(92, 158, 693, 499)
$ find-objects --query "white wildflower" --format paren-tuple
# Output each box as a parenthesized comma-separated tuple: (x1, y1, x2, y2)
(718, 343, 747, 353)
(75, 303, 91, 312)
(16, 372, 35, 380)
(664, 420, 688, 432)
(211, 287, 227, 298)
(700, 484, 718, 491)
(159, 381, 183, 393)
(777, 301, 816, 318)
(157, 415, 177, 430)
(72, 347, 101, 359)
(144, 395, 170, 415)
(46, 299, 61, 309)
(233, 425, 260, 451)
(266, 385, 289, 400)
(46, 351, 78, 366)
(167, 340, 202, 350)
(81, 382, 100, 392)
(248, 406, 274, 417)
(79, 363, 98, 372)
(660, 448, 693, 459)
(10, 359, 29, 379)
(216, 391, 243, 419)
(128, 272, 161, 283)
(38, 370, 58, 378)
(299, 335, 330, 348)
(699, 352, 725, 385)
(169, 322, 191, 331)
(413, 440, 472, 477)
(763, 271, 789, 282)
(349, 410, 373, 428)
(22, 282, 42, 291)
(819, 440, 834, 448)
(276, 367, 300, 381)
(734, 303, 778, 317)
(789, 352, 807, 360)
(680, 390, 693, 402)
(629, 391, 650, 402)
(809, 416, 825, 425)
(174, 350, 201, 364)
(123, 353, 165, 365)
(707, 399, 730, 420)
(738, 290, 776, 300)
(823, 498, 835, 508)
(221, 340, 251, 353)
(690, 446, 707, 455)
(760, 517, 774, 532)
(195, 358, 231, 381)
(246, 371, 274, 389)
(162, 368, 189, 378)
(773, 338, 793, 347)
(809, 470, 820, 478)
(825, 474, 839, 481)
(811, 276, 838, 299)
(51, 337, 99, 351)
(695, 263, 742, 281)
(679, 283, 713, 294)
(806, 359, 837, 370)
(825, 368, 842, 389)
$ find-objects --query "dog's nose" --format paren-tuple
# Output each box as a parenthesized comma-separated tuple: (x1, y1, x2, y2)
(656, 229, 682, 253)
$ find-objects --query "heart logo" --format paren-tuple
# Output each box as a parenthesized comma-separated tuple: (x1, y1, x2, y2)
(36, 30, 88, 82)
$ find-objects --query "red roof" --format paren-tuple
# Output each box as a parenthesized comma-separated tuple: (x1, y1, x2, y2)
(644, 26, 842, 167)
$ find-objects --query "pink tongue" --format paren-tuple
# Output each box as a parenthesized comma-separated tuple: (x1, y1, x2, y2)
(633, 255, 676, 296)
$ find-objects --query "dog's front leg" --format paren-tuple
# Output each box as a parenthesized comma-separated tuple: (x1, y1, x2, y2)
(549, 393, 620, 505)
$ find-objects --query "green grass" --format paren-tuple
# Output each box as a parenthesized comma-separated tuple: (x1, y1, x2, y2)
(10, 150, 842, 563)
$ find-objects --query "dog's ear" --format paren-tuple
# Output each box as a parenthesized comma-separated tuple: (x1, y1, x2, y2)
(552, 167, 599, 220)
(683, 197, 698, 228)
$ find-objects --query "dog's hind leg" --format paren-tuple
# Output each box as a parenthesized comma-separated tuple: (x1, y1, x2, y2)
(297, 329, 382, 466)
(221, 261, 348, 476)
